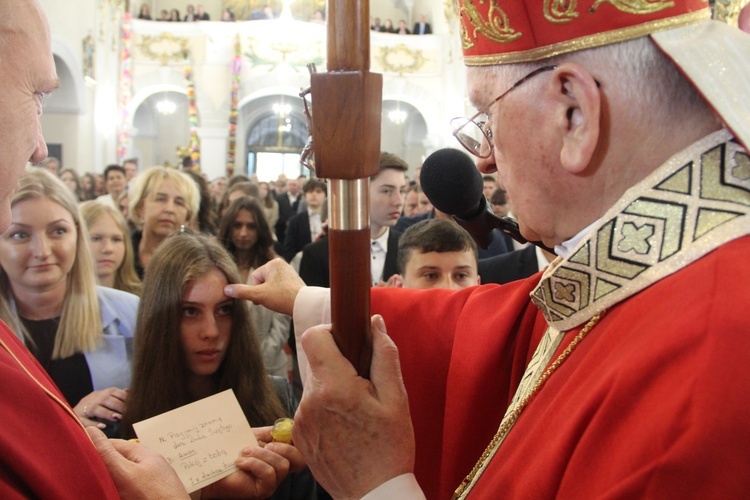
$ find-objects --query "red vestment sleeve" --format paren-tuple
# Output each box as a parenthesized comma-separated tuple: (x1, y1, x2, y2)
(0, 321, 119, 498)
(371, 275, 547, 499)
(374, 236, 750, 499)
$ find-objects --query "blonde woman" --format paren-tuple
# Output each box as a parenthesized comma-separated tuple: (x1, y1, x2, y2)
(127, 166, 200, 277)
(0, 169, 138, 436)
(80, 201, 142, 296)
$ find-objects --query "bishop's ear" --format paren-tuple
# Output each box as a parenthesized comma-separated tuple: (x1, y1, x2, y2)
(551, 63, 601, 174)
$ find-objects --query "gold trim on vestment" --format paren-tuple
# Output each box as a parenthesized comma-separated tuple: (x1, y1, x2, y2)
(463, 10, 710, 66)
(532, 130, 750, 331)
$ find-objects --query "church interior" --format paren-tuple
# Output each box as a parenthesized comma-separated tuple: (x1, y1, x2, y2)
(39, 0, 466, 182)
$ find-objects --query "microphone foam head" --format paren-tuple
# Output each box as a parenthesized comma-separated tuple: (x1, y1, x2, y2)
(420, 148, 483, 216)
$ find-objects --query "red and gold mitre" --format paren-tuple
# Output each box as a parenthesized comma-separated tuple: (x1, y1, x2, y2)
(457, 0, 711, 65)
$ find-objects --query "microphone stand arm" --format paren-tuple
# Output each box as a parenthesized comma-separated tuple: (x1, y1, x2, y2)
(453, 197, 555, 254)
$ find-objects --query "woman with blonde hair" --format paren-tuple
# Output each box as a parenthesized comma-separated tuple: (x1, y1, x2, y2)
(128, 166, 200, 277)
(121, 233, 315, 498)
(80, 201, 142, 296)
(0, 169, 138, 436)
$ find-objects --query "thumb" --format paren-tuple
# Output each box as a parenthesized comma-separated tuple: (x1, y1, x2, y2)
(86, 426, 127, 472)
(368, 315, 408, 406)
(86, 426, 143, 466)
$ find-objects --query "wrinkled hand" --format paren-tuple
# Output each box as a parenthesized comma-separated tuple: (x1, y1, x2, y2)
(203, 428, 305, 499)
(224, 258, 304, 316)
(86, 427, 188, 499)
(75, 387, 128, 429)
(293, 315, 415, 499)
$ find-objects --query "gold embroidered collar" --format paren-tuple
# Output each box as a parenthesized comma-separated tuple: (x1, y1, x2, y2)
(531, 129, 750, 331)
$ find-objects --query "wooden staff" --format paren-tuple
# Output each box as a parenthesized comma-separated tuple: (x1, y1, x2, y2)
(311, 0, 381, 377)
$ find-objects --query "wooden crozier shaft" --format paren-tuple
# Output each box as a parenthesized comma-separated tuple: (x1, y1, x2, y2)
(311, 0, 382, 377)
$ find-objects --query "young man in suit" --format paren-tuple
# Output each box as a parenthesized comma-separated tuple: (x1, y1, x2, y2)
(274, 176, 302, 245)
(412, 14, 432, 35)
(282, 178, 326, 262)
(299, 152, 408, 287)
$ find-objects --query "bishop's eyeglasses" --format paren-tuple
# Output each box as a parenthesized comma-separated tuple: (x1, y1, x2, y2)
(450, 65, 557, 159)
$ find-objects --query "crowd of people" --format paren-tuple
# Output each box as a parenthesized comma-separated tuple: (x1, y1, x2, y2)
(137, 3, 210, 21)
(16, 141, 518, 497)
(3, 0, 750, 498)
(5, 155, 316, 495)
(370, 14, 432, 35)
(136, 3, 326, 23)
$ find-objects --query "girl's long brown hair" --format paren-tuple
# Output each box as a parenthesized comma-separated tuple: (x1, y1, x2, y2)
(216, 196, 277, 270)
(121, 233, 286, 438)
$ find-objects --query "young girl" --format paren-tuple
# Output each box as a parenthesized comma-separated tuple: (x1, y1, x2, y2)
(217, 197, 291, 378)
(80, 201, 142, 296)
(121, 233, 314, 498)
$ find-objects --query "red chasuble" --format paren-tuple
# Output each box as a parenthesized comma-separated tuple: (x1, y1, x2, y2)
(373, 237, 750, 499)
(0, 321, 119, 498)
(371, 132, 750, 499)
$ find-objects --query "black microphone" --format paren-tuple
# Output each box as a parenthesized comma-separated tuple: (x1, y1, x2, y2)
(420, 148, 553, 252)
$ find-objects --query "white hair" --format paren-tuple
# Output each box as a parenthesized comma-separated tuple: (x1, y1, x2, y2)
(470, 36, 712, 129)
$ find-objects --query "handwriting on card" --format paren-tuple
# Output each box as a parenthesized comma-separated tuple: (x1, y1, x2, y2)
(133, 389, 258, 493)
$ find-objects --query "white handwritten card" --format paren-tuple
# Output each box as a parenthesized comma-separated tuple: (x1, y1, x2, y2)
(133, 389, 258, 493)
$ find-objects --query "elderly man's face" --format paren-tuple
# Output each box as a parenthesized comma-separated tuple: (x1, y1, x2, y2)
(468, 67, 559, 245)
(0, 0, 58, 232)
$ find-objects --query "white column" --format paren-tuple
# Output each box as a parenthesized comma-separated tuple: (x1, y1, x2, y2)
(196, 126, 229, 181)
